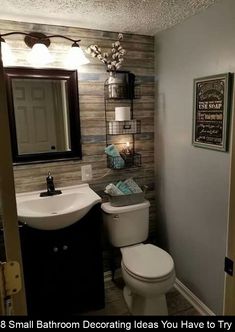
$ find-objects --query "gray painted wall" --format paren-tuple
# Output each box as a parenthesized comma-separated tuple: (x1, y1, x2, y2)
(155, 0, 235, 314)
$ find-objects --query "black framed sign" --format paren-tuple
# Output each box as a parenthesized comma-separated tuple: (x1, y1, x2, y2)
(192, 73, 233, 151)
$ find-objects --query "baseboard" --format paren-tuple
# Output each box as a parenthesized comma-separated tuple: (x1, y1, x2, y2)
(174, 278, 215, 316)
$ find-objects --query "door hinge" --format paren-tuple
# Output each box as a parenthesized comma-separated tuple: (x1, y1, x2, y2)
(0, 261, 22, 297)
(224, 257, 234, 276)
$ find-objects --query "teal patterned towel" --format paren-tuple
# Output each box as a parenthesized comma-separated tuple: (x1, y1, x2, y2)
(124, 178, 142, 193)
(116, 181, 132, 194)
(105, 144, 120, 157)
(104, 183, 124, 196)
(113, 157, 125, 169)
(105, 144, 125, 169)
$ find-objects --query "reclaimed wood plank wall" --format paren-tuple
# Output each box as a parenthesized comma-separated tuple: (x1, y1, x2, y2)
(0, 20, 155, 268)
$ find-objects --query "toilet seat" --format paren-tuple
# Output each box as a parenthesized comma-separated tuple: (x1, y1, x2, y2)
(121, 244, 174, 281)
(122, 261, 174, 283)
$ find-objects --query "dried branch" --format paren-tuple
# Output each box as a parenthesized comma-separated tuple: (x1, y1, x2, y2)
(86, 33, 126, 72)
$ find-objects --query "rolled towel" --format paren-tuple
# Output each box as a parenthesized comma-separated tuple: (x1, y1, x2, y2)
(105, 144, 120, 157)
(116, 181, 132, 194)
(105, 183, 124, 196)
(124, 178, 142, 193)
(113, 157, 125, 169)
(105, 144, 125, 169)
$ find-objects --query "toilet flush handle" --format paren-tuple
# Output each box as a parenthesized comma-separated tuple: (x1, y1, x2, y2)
(113, 215, 119, 221)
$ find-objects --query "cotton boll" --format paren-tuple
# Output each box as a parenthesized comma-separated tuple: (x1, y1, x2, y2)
(118, 33, 123, 40)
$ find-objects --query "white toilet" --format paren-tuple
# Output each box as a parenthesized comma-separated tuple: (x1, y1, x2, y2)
(101, 200, 175, 315)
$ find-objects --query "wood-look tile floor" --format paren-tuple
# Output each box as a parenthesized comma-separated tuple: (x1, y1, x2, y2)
(84, 277, 200, 316)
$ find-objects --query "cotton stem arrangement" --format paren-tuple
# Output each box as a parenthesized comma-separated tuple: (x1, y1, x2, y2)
(86, 33, 126, 72)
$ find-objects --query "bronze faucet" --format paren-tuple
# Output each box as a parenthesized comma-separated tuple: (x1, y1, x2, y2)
(40, 172, 62, 197)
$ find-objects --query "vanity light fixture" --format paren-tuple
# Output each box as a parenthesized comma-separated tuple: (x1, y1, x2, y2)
(0, 36, 15, 66)
(24, 32, 53, 67)
(0, 31, 89, 68)
(64, 41, 90, 68)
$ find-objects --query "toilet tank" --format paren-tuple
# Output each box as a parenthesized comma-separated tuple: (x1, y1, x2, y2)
(101, 200, 150, 247)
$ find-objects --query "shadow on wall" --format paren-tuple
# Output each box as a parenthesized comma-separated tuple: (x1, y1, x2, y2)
(155, 89, 170, 250)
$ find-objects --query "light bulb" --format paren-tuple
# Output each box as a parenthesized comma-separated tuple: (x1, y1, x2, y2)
(1, 40, 15, 66)
(27, 43, 53, 67)
(124, 142, 131, 155)
(64, 44, 90, 69)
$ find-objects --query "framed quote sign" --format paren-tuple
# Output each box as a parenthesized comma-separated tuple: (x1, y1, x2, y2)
(192, 73, 233, 151)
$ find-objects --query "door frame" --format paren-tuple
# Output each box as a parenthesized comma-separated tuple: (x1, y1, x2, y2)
(224, 90, 235, 315)
(0, 43, 27, 315)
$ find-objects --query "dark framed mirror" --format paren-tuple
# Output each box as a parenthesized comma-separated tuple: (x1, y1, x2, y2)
(5, 67, 82, 164)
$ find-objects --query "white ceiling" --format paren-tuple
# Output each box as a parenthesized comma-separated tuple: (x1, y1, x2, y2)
(0, 0, 220, 36)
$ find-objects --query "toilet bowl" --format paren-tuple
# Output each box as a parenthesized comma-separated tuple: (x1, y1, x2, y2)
(101, 200, 175, 315)
(120, 243, 175, 315)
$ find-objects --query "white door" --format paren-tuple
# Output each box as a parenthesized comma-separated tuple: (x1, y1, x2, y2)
(12, 79, 57, 154)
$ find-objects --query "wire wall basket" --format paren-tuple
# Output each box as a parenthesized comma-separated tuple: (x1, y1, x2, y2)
(107, 153, 141, 169)
(107, 120, 141, 135)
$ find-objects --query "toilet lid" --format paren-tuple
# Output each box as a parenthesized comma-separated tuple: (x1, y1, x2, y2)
(122, 244, 174, 279)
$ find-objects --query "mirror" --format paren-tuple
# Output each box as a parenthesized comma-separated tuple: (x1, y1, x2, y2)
(5, 67, 82, 164)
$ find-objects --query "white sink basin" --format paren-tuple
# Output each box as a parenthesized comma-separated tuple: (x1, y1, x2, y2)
(16, 184, 101, 230)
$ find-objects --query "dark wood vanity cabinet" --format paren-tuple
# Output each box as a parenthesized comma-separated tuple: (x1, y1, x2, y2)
(19, 204, 105, 315)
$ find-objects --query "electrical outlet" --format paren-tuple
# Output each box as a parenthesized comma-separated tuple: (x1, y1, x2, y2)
(81, 165, 92, 181)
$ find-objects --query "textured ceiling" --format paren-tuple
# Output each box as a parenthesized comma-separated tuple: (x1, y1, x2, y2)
(0, 0, 220, 36)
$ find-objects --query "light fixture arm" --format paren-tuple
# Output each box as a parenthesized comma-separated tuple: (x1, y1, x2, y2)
(42, 35, 81, 43)
(1, 31, 33, 39)
(0, 32, 81, 44)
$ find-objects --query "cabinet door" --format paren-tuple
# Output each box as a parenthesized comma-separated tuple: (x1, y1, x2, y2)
(54, 204, 105, 313)
(19, 226, 62, 314)
(19, 204, 104, 314)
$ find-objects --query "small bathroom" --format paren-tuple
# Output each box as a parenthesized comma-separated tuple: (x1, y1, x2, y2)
(0, 0, 234, 317)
